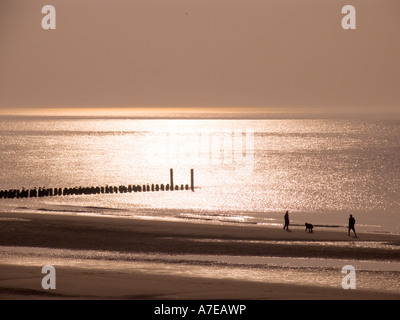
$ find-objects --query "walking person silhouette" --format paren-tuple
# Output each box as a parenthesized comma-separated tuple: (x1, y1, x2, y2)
(348, 214, 357, 237)
(283, 211, 290, 232)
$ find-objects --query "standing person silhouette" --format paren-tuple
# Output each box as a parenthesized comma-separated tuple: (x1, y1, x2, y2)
(283, 211, 290, 232)
(348, 214, 357, 237)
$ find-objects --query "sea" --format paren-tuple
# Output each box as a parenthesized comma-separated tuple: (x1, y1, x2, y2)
(0, 115, 399, 234)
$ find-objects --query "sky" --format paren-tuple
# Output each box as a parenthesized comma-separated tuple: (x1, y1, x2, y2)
(0, 0, 399, 116)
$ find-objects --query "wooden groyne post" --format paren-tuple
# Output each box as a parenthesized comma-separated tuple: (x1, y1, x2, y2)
(191, 168, 194, 192)
(170, 168, 174, 191)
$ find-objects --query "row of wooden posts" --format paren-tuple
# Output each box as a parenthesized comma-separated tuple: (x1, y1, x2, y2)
(0, 169, 194, 200)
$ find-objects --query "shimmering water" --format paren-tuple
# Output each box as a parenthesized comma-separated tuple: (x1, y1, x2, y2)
(0, 116, 399, 233)
(1, 246, 399, 294)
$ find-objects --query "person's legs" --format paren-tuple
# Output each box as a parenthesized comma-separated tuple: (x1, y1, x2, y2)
(349, 227, 356, 236)
(284, 222, 289, 231)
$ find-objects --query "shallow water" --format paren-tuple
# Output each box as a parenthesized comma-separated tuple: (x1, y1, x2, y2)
(0, 117, 399, 234)
(1, 246, 399, 294)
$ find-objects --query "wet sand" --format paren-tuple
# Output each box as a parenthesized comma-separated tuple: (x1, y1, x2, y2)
(1, 211, 400, 300)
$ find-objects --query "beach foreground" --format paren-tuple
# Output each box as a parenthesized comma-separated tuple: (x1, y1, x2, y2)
(1, 212, 400, 300)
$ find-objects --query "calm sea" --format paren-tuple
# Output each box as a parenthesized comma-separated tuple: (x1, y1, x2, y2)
(0, 116, 399, 234)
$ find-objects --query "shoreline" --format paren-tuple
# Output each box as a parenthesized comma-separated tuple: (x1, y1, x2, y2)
(1, 200, 398, 235)
(1, 210, 400, 244)
(1, 211, 400, 300)
(1, 211, 400, 261)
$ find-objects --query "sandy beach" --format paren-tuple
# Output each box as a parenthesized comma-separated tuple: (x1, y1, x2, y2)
(1, 211, 400, 300)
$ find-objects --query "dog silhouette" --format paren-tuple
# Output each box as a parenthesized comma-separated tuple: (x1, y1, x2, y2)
(305, 223, 314, 233)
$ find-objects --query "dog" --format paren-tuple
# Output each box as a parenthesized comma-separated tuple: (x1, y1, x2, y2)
(305, 223, 314, 233)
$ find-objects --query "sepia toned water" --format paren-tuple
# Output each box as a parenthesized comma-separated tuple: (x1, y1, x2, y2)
(1, 244, 400, 295)
(0, 116, 399, 234)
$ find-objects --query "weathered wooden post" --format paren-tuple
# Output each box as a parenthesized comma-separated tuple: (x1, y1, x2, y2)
(191, 168, 194, 191)
(170, 168, 174, 191)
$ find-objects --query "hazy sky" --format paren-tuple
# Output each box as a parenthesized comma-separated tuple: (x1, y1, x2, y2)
(0, 0, 399, 115)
